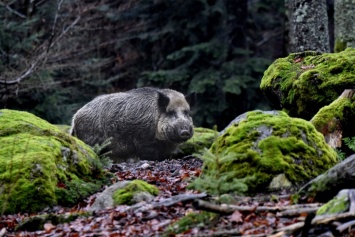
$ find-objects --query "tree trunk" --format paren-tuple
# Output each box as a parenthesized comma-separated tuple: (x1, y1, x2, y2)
(287, 0, 330, 53)
(334, 0, 355, 52)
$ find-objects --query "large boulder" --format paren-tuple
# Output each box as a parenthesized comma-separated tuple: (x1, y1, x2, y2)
(260, 48, 355, 120)
(192, 110, 338, 194)
(0, 109, 110, 214)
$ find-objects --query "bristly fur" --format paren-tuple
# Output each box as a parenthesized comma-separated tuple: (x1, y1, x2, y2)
(70, 87, 194, 162)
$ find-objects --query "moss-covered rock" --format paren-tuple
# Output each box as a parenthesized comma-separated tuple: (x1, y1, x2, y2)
(0, 109, 110, 214)
(54, 124, 71, 134)
(112, 180, 159, 205)
(311, 89, 355, 152)
(316, 189, 350, 215)
(196, 110, 338, 194)
(260, 48, 355, 120)
(176, 127, 215, 157)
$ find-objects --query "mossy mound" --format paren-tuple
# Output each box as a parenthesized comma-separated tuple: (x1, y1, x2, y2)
(311, 89, 355, 152)
(54, 124, 71, 134)
(260, 48, 355, 119)
(112, 180, 159, 205)
(0, 109, 110, 214)
(201, 110, 338, 194)
(176, 127, 215, 157)
(311, 91, 355, 133)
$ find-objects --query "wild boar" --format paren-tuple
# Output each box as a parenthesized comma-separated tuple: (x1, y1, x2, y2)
(70, 87, 194, 162)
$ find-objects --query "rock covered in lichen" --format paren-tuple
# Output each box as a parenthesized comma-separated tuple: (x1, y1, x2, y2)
(260, 48, 355, 120)
(0, 109, 111, 214)
(202, 110, 338, 194)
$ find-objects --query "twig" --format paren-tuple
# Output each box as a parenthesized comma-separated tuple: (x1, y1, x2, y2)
(47, 0, 64, 53)
(0, 63, 37, 85)
(182, 155, 196, 160)
(193, 199, 236, 214)
(194, 199, 322, 215)
(270, 222, 305, 236)
(277, 207, 320, 217)
(312, 212, 355, 225)
(157, 193, 208, 207)
(337, 219, 355, 233)
(349, 189, 355, 213)
(0, 2, 81, 92)
(195, 230, 267, 237)
(132, 193, 208, 213)
(0, 1, 26, 18)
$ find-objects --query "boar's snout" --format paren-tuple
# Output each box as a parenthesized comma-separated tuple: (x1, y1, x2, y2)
(180, 129, 191, 139)
(174, 122, 193, 142)
(180, 129, 192, 141)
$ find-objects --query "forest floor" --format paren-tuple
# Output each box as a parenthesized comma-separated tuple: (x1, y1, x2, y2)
(0, 158, 353, 237)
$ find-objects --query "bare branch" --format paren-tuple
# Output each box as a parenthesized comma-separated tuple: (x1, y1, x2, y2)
(193, 199, 322, 215)
(47, 0, 64, 53)
(0, 0, 81, 99)
(0, 63, 37, 85)
(0, 1, 27, 18)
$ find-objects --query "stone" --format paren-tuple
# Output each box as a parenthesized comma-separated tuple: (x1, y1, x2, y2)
(0, 109, 110, 214)
(193, 110, 337, 194)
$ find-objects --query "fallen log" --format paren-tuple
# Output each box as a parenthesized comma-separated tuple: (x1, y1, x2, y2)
(312, 212, 355, 225)
(299, 154, 355, 202)
(133, 192, 208, 212)
(193, 199, 321, 215)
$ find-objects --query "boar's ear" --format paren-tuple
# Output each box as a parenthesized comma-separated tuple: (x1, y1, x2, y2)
(185, 92, 196, 107)
(158, 92, 170, 111)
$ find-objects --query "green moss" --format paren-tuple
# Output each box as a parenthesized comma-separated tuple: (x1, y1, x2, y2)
(112, 180, 159, 205)
(334, 39, 347, 53)
(15, 212, 91, 231)
(54, 124, 71, 134)
(199, 111, 337, 194)
(55, 179, 106, 206)
(317, 195, 349, 215)
(176, 127, 215, 157)
(218, 194, 239, 205)
(164, 211, 218, 236)
(311, 97, 355, 133)
(310, 90, 355, 156)
(261, 48, 355, 119)
(188, 147, 251, 195)
(0, 109, 110, 214)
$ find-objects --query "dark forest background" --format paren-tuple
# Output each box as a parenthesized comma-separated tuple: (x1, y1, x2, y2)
(0, 0, 334, 129)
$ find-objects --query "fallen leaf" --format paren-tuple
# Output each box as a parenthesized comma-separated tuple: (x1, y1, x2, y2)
(230, 210, 243, 223)
(294, 57, 303, 63)
(44, 223, 56, 232)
